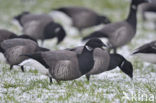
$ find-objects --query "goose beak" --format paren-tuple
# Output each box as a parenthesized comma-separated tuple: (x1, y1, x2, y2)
(131, 48, 139, 55)
(129, 74, 133, 80)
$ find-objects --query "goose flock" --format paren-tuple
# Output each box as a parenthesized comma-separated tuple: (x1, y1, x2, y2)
(0, 0, 155, 85)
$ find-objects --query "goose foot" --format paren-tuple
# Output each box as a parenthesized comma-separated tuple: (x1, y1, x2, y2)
(86, 75, 90, 81)
(21, 66, 25, 72)
(113, 48, 117, 54)
(49, 77, 53, 84)
(10, 65, 13, 70)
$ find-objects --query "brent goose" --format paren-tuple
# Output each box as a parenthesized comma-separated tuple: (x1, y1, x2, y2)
(53, 6, 111, 32)
(23, 38, 106, 83)
(132, 40, 156, 64)
(0, 38, 49, 72)
(83, 0, 150, 53)
(14, 12, 66, 44)
(69, 46, 133, 81)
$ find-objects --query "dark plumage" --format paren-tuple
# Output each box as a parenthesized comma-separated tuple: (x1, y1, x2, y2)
(0, 29, 17, 43)
(14, 12, 66, 44)
(0, 38, 49, 72)
(132, 40, 156, 64)
(69, 46, 133, 81)
(54, 6, 111, 31)
(83, 0, 150, 53)
(23, 38, 106, 83)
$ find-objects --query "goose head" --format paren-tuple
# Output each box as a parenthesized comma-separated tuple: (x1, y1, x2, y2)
(84, 38, 106, 51)
(44, 22, 66, 45)
(99, 16, 111, 24)
(119, 59, 133, 79)
(109, 54, 133, 79)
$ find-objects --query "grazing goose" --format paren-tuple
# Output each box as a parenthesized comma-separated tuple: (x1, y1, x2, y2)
(14, 12, 66, 44)
(23, 38, 106, 83)
(0, 38, 49, 72)
(132, 40, 156, 64)
(68, 46, 133, 81)
(53, 6, 111, 31)
(0, 29, 17, 43)
(83, 0, 150, 53)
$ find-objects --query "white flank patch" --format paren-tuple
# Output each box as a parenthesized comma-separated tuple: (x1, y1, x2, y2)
(19, 59, 49, 75)
(49, 11, 72, 26)
(134, 53, 156, 64)
(144, 12, 156, 21)
(0, 53, 6, 62)
(11, 19, 22, 31)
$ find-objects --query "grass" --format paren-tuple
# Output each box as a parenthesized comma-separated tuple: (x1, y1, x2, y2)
(0, 0, 156, 103)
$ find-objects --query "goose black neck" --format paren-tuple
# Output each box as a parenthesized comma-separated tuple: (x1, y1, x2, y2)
(78, 47, 94, 75)
(107, 54, 124, 71)
(126, 2, 137, 30)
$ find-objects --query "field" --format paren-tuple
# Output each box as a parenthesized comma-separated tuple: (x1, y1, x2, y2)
(0, 0, 156, 103)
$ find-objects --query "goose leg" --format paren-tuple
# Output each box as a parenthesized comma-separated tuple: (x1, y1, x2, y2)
(86, 75, 90, 81)
(113, 48, 117, 54)
(49, 77, 53, 84)
(10, 65, 13, 70)
(56, 80, 61, 85)
(21, 66, 25, 72)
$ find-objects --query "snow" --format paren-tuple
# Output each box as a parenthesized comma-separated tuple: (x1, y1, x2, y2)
(0, 0, 156, 102)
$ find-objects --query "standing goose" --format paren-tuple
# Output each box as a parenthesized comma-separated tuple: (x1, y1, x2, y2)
(23, 38, 106, 83)
(53, 6, 111, 32)
(14, 12, 66, 44)
(83, 0, 150, 53)
(0, 38, 49, 72)
(68, 46, 133, 81)
(132, 40, 156, 64)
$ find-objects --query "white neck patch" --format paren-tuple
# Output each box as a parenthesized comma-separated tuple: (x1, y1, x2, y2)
(55, 27, 61, 33)
(120, 61, 125, 68)
(85, 46, 93, 51)
(132, 5, 137, 10)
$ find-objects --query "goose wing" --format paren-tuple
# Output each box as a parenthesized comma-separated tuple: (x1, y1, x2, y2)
(40, 50, 81, 80)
